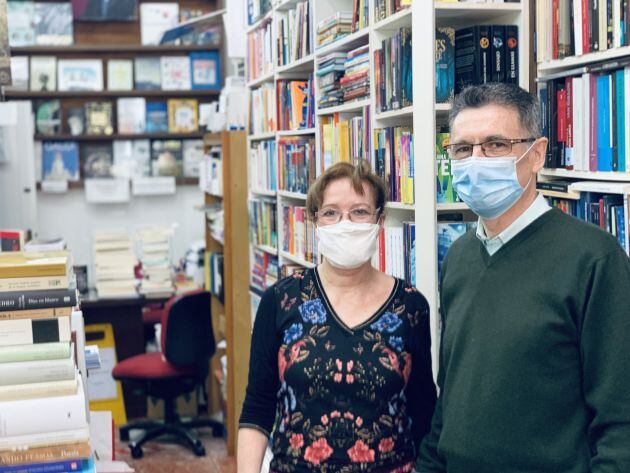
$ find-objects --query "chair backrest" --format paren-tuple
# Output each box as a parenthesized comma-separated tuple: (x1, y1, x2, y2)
(160, 290, 215, 366)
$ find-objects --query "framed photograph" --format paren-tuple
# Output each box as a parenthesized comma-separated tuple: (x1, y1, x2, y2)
(72, 0, 138, 22)
(58, 59, 104, 91)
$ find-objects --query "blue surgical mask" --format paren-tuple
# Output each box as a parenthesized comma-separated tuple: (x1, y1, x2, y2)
(451, 144, 535, 220)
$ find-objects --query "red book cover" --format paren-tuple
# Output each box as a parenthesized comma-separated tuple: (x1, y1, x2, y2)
(557, 89, 567, 143)
(589, 73, 598, 171)
(565, 77, 574, 170)
(598, 198, 605, 229)
(552, 0, 560, 59)
(378, 227, 385, 272)
(582, 0, 591, 53)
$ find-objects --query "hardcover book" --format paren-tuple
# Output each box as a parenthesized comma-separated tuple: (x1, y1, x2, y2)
(435, 27, 455, 104)
(107, 59, 133, 91)
(134, 57, 161, 90)
(72, 0, 138, 21)
(42, 141, 80, 182)
(7, 1, 35, 46)
(65, 107, 85, 136)
(58, 59, 104, 92)
(84, 101, 114, 135)
(82, 143, 113, 178)
(30, 56, 57, 91)
(140, 2, 180, 45)
(146, 101, 169, 132)
(0, 441, 89, 467)
(0, 317, 71, 347)
(34, 2, 73, 46)
(436, 131, 459, 203)
(182, 139, 204, 177)
(112, 140, 151, 178)
(167, 99, 198, 133)
(151, 140, 183, 177)
(116, 98, 146, 134)
(190, 51, 221, 89)
(35, 100, 62, 135)
(8, 56, 28, 90)
(160, 56, 191, 90)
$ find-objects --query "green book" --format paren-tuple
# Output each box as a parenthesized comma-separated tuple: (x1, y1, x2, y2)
(436, 131, 459, 204)
(0, 342, 71, 364)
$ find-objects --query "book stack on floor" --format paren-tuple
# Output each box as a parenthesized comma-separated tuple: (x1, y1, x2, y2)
(317, 52, 347, 109)
(0, 251, 95, 473)
(316, 12, 353, 49)
(135, 226, 175, 299)
(341, 45, 370, 104)
(92, 231, 138, 299)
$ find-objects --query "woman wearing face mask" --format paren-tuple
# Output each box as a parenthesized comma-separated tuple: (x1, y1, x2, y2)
(237, 161, 437, 473)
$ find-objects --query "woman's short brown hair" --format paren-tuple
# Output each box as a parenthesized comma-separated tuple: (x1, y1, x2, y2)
(306, 160, 388, 221)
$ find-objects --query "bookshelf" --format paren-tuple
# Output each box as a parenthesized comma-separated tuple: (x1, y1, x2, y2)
(245, 1, 532, 389)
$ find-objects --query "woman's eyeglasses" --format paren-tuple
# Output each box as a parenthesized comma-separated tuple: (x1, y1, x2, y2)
(315, 207, 381, 225)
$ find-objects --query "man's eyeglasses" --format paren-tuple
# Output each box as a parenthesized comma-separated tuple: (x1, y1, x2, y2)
(446, 138, 536, 160)
(315, 207, 381, 225)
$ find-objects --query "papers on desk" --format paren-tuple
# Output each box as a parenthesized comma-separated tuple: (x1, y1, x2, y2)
(85, 345, 101, 370)
(95, 461, 135, 472)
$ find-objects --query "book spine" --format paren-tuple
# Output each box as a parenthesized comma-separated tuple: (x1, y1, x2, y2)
(589, 73, 599, 171)
(0, 428, 89, 453)
(0, 341, 70, 364)
(0, 263, 67, 280)
(505, 26, 518, 85)
(491, 25, 506, 83)
(591, 0, 600, 50)
(0, 317, 71, 347)
(0, 442, 90, 467)
(0, 379, 77, 402)
(583, 0, 591, 53)
(0, 276, 69, 293)
(0, 459, 85, 473)
(0, 356, 75, 387)
(0, 290, 76, 311)
(0, 307, 72, 321)
(565, 77, 574, 170)
(478, 25, 491, 85)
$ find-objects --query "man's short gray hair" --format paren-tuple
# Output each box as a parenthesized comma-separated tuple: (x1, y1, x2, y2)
(449, 83, 542, 137)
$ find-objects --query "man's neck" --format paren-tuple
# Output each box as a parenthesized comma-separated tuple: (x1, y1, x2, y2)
(482, 185, 538, 238)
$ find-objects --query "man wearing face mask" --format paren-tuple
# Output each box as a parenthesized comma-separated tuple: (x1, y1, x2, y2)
(418, 83, 630, 473)
(238, 161, 437, 473)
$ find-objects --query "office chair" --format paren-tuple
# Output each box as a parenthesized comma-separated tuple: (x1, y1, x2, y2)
(112, 290, 224, 459)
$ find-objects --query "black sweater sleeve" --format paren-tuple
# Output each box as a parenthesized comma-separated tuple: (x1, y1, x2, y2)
(239, 287, 280, 437)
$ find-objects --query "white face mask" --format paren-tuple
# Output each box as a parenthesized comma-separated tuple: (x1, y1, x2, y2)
(316, 220, 380, 270)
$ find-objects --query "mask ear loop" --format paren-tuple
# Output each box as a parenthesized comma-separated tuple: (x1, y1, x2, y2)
(515, 139, 538, 190)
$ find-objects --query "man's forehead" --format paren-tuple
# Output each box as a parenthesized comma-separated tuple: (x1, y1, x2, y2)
(451, 105, 523, 138)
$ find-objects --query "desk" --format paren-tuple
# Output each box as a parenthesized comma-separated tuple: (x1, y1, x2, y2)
(81, 292, 169, 419)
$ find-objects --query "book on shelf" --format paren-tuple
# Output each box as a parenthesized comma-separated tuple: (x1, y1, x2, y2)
(319, 108, 371, 172)
(538, 65, 630, 172)
(341, 45, 370, 103)
(151, 139, 183, 177)
(316, 52, 346, 109)
(8, 56, 28, 91)
(35, 100, 61, 135)
(0, 289, 76, 313)
(167, 99, 199, 133)
(247, 19, 273, 82)
(276, 77, 314, 131)
(199, 146, 223, 195)
(30, 57, 57, 92)
(278, 137, 316, 195)
(435, 129, 461, 204)
(250, 82, 276, 135)
(183, 139, 205, 177)
(117, 98, 147, 134)
(250, 249, 278, 293)
(146, 101, 169, 132)
(0, 441, 90, 467)
(0, 231, 26, 253)
(140, 2, 180, 45)
(276, 1, 311, 67)
(65, 107, 86, 136)
(112, 140, 151, 179)
(190, 51, 221, 90)
(437, 222, 476, 281)
(205, 251, 224, 302)
(160, 56, 192, 91)
(57, 59, 104, 92)
(7, 1, 35, 47)
(82, 143, 113, 178)
(134, 57, 162, 90)
(249, 199, 278, 249)
(374, 0, 411, 24)
(374, 126, 414, 205)
(34, 2, 73, 46)
(352, 0, 369, 33)
(375, 222, 415, 285)
(281, 204, 317, 264)
(249, 139, 277, 192)
(107, 59, 134, 91)
(0, 307, 72, 321)
(247, 0, 271, 26)
(0, 341, 71, 363)
(436, 27, 455, 104)
(316, 12, 353, 48)
(42, 141, 80, 182)
(455, 24, 519, 93)
(375, 27, 412, 113)
(84, 101, 114, 135)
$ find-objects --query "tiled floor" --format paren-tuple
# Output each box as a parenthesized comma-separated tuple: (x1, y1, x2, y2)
(116, 431, 236, 473)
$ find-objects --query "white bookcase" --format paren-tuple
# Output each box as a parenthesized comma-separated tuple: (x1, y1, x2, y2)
(246, 0, 532, 373)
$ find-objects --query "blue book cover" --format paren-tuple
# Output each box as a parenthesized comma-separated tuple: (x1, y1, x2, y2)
(190, 52, 221, 89)
(145, 102, 169, 132)
(435, 27, 455, 104)
(42, 141, 80, 181)
(596, 74, 613, 172)
(437, 223, 469, 281)
(616, 206, 627, 251)
(0, 459, 85, 473)
(615, 70, 625, 172)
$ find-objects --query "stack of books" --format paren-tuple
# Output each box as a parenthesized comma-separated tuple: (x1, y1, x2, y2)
(276, 77, 315, 131)
(316, 52, 347, 109)
(0, 251, 95, 472)
(319, 107, 371, 170)
(277, 137, 316, 195)
(341, 45, 370, 103)
(316, 12, 353, 48)
(92, 231, 138, 299)
(135, 226, 174, 299)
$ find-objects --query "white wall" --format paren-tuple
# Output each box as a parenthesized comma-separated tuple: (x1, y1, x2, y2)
(36, 186, 204, 281)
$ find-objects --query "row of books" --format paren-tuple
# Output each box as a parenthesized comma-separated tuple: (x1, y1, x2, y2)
(249, 199, 278, 250)
(7, 1, 73, 47)
(320, 109, 371, 172)
(250, 249, 279, 293)
(10, 53, 221, 93)
(435, 129, 462, 204)
(276, 1, 311, 67)
(277, 77, 315, 130)
(35, 98, 204, 137)
(375, 27, 412, 113)
(536, 0, 630, 61)
(317, 44, 369, 109)
(41, 139, 204, 182)
(278, 137, 316, 195)
(281, 204, 317, 264)
(250, 140, 278, 192)
(374, 223, 415, 285)
(436, 24, 519, 102)
(374, 126, 414, 205)
(247, 0, 272, 26)
(539, 65, 630, 172)
(0, 250, 95, 472)
(247, 19, 273, 82)
(374, 0, 410, 24)
(205, 251, 224, 303)
(250, 83, 276, 135)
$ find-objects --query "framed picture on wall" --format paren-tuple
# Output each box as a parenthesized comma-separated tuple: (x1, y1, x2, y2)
(71, 0, 138, 22)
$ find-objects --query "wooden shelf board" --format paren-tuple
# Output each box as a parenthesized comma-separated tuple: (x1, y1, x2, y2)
(5, 89, 220, 99)
(248, 131, 276, 141)
(276, 54, 315, 75)
(375, 106, 414, 121)
(276, 128, 316, 137)
(538, 45, 630, 73)
(278, 189, 307, 200)
(11, 44, 221, 54)
(317, 98, 370, 116)
(315, 28, 370, 57)
(35, 132, 204, 141)
(279, 250, 316, 268)
(540, 168, 630, 182)
(373, 8, 412, 32)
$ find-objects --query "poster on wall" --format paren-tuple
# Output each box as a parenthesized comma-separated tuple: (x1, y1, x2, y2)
(0, 0, 12, 86)
(71, 0, 138, 22)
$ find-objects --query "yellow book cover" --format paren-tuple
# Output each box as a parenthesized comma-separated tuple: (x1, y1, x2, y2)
(322, 121, 334, 170)
(0, 307, 72, 320)
(167, 99, 199, 133)
(338, 121, 350, 162)
(0, 251, 70, 279)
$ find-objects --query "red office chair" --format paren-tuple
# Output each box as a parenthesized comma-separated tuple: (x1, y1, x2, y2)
(112, 290, 224, 459)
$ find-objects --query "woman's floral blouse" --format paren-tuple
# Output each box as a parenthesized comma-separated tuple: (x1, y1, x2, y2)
(240, 268, 437, 472)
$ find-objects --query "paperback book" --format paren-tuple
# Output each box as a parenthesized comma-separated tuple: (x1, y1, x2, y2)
(42, 141, 80, 182)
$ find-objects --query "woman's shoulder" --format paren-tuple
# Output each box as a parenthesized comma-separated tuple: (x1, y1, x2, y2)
(394, 277, 430, 313)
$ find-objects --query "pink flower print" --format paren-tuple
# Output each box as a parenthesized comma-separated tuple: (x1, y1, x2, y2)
(356, 417, 363, 427)
(331, 410, 341, 418)
(344, 412, 354, 420)
(336, 358, 343, 370)
(334, 373, 343, 383)
(347, 360, 354, 371)
(290, 433, 304, 450)
(378, 437, 395, 453)
(321, 414, 329, 425)
(347, 439, 375, 463)
(304, 438, 333, 465)
(346, 374, 355, 383)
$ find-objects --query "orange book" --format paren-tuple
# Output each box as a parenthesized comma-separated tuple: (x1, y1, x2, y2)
(0, 442, 91, 466)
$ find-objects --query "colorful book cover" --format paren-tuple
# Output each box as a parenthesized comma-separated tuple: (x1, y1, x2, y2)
(82, 143, 113, 178)
(167, 99, 198, 133)
(35, 100, 62, 135)
(30, 56, 57, 91)
(7, 1, 35, 46)
(182, 139, 204, 177)
(146, 101, 169, 132)
(112, 140, 150, 178)
(34, 2, 73, 46)
(190, 51, 221, 89)
(437, 223, 470, 281)
(160, 56, 191, 90)
(42, 141, 80, 181)
(151, 140, 182, 177)
(436, 131, 459, 203)
(596, 74, 613, 171)
(107, 59, 133, 91)
(134, 57, 161, 90)
(84, 101, 114, 135)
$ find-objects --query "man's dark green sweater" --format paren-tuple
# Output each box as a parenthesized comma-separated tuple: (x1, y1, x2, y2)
(418, 208, 630, 473)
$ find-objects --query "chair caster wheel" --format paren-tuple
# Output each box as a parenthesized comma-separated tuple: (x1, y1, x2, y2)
(212, 425, 223, 437)
(130, 445, 144, 459)
(120, 430, 129, 442)
(193, 443, 206, 457)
